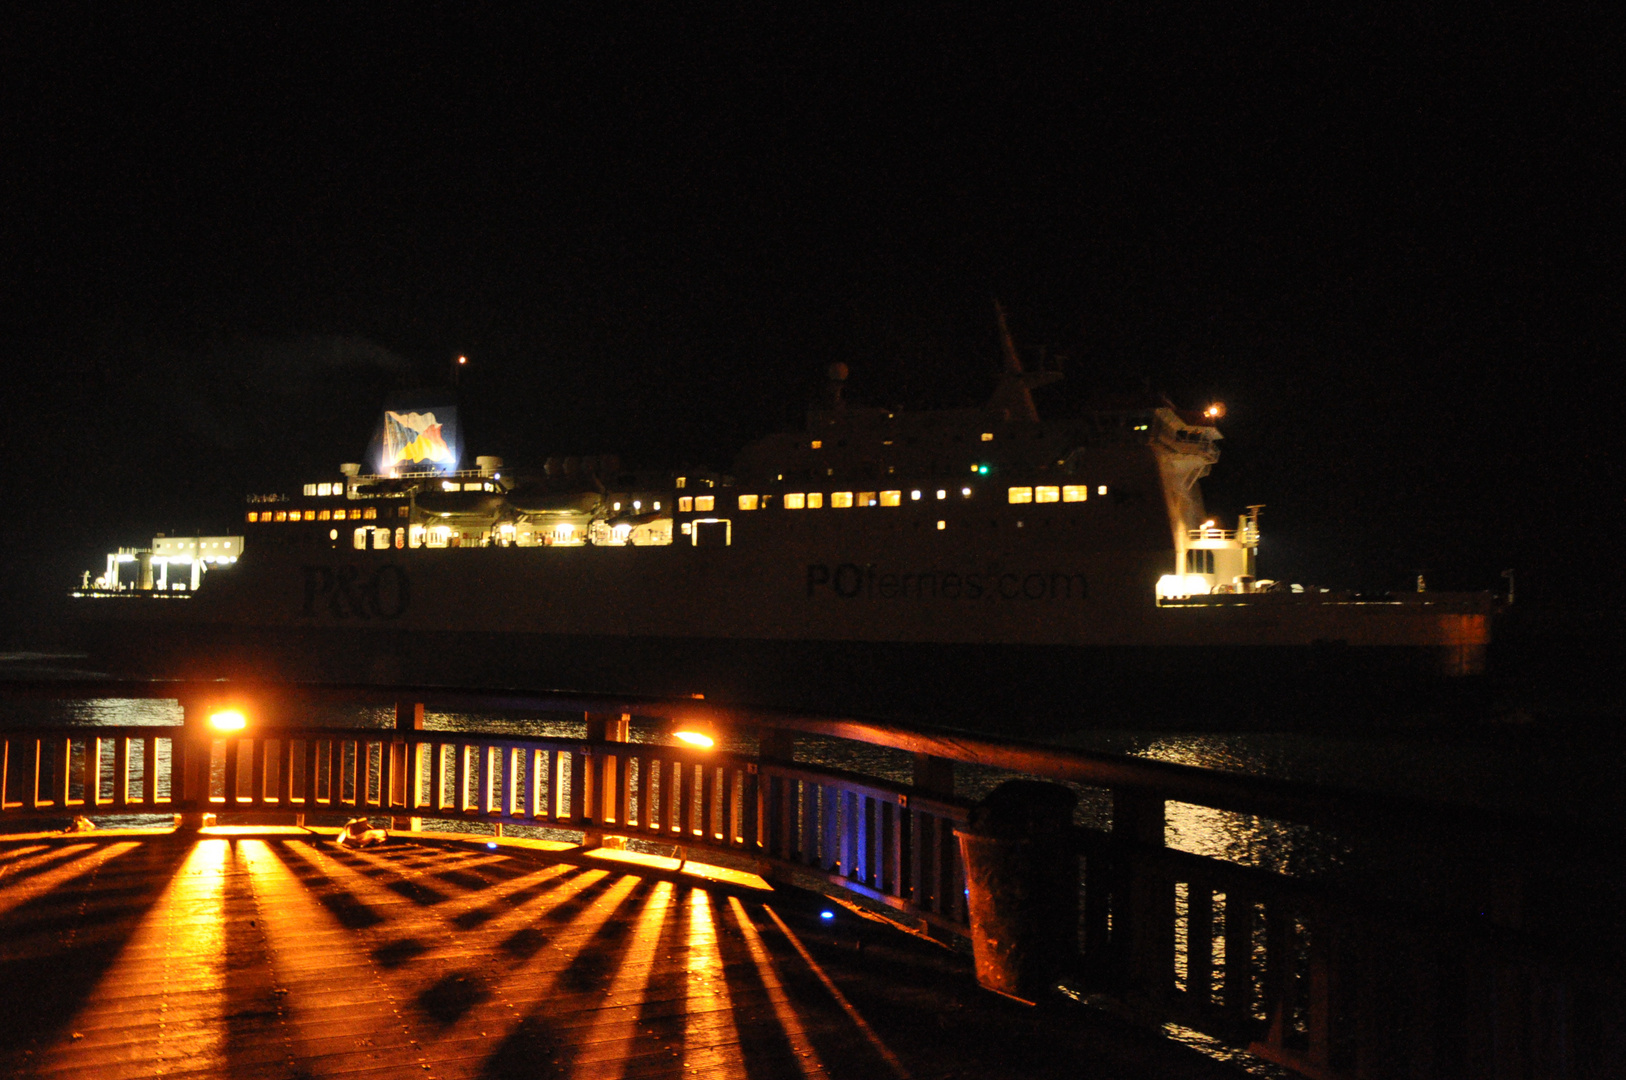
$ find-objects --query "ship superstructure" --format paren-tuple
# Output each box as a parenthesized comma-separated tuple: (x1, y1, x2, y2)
(71, 354, 1493, 722)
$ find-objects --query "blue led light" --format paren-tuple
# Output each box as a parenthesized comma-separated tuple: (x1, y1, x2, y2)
(820, 910, 835, 920)
(486, 841, 498, 849)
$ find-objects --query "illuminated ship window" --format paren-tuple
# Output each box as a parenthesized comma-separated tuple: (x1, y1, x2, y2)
(614, 502, 622, 511)
(317, 482, 333, 496)
(409, 526, 424, 548)
(333, 508, 347, 521)
(831, 491, 854, 508)
(936, 489, 946, 500)
(443, 481, 458, 491)
(275, 511, 288, 522)
(1186, 549, 1216, 574)
(676, 476, 686, 489)
(738, 495, 759, 511)
(981, 432, 993, 442)
(785, 493, 806, 509)
(374, 528, 391, 550)
(681, 522, 692, 535)
(1098, 485, 1108, 496)
(910, 490, 922, 500)
(1035, 486, 1060, 503)
(811, 440, 822, 449)
(679, 497, 693, 512)
(653, 501, 660, 510)
(937, 520, 946, 530)
(246, 512, 258, 523)
(879, 491, 902, 507)
(859, 491, 877, 507)
(303, 484, 317, 496)
(365, 507, 378, 520)
(353, 528, 367, 550)
(395, 527, 405, 549)
(317, 509, 331, 521)
(694, 495, 715, 512)
(398, 505, 409, 517)
(1008, 487, 1033, 504)
(807, 492, 824, 508)
(633, 501, 642, 511)
(1062, 485, 1087, 502)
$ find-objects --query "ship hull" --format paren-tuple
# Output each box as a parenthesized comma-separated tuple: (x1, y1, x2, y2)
(69, 543, 1494, 729)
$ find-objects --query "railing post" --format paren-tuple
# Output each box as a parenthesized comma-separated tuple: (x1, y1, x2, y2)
(912, 753, 960, 937)
(1112, 787, 1170, 1002)
(176, 697, 213, 830)
(757, 727, 794, 867)
(581, 712, 628, 848)
(392, 701, 423, 831)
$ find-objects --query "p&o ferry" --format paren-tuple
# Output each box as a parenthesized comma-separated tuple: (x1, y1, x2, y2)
(71, 349, 1493, 726)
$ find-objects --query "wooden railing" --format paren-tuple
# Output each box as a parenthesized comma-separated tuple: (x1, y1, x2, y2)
(3, 680, 1620, 1080)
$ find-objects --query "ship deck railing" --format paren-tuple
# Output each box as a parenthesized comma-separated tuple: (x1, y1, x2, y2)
(2, 679, 1619, 1080)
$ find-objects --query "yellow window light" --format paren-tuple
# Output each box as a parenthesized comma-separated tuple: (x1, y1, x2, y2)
(807, 492, 824, 508)
(1062, 485, 1087, 502)
(679, 496, 693, 512)
(858, 491, 877, 507)
(209, 709, 247, 732)
(981, 432, 994, 441)
(784, 493, 806, 509)
(879, 491, 902, 507)
(1035, 486, 1060, 503)
(738, 495, 759, 510)
(694, 495, 715, 512)
(1008, 487, 1033, 504)
(831, 491, 854, 508)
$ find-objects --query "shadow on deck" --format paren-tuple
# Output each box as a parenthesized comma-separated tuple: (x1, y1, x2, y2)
(0, 829, 1246, 1080)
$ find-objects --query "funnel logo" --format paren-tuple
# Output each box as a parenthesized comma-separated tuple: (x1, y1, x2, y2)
(383, 410, 455, 468)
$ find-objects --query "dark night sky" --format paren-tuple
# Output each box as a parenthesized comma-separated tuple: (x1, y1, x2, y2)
(2, 6, 1620, 639)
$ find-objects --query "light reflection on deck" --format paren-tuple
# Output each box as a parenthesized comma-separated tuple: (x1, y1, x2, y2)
(1, 830, 1253, 1079)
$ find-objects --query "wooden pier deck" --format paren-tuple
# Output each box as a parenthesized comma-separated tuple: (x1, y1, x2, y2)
(0, 828, 1243, 1080)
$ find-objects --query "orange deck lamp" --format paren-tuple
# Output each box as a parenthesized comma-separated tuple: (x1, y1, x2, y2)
(208, 709, 248, 732)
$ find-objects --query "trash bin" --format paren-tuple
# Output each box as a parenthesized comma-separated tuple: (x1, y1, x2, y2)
(956, 779, 1078, 1000)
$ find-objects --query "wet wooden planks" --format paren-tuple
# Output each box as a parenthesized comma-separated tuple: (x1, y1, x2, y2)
(0, 832, 1242, 1079)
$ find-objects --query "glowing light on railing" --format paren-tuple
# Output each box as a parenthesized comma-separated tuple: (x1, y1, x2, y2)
(673, 730, 715, 749)
(209, 709, 247, 732)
